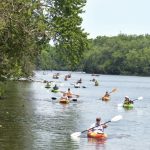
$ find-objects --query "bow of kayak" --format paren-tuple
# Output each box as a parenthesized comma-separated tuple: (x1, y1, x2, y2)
(123, 103, 134, 108)
(87, 131, 107, 139)
(59, 98, 70, 104)
(102, 96, 110, 101)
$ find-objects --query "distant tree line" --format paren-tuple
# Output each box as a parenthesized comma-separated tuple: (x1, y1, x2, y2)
(38, 34, 150, 76)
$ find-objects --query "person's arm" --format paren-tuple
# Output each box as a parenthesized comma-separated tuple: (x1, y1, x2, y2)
(102, 124, 107, 128)
(88, 123, 95, 131)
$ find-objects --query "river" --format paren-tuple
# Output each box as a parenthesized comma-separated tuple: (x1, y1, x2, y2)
(0, 71, 150, 150)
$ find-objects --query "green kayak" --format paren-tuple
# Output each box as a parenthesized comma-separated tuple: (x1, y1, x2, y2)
(51, 89, 59, 93)
(123, 103, 134, 108)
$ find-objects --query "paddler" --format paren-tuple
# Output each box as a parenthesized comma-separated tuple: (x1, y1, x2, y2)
(123, 96, 133, 105)
(104, 91, 110, 97)
(66, 88, 73, 98)
(53, 84, 59, 90)
(88, 117, 107, 133)
(65, 88, 79, 98)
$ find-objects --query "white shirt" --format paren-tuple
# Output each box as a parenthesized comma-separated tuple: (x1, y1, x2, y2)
(89, 123, 104, 133)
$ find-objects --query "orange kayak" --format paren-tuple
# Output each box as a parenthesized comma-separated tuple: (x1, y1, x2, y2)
(102, 96, 110, 101)
(59, 98, 70, 104)
(87, 131, 107, 139)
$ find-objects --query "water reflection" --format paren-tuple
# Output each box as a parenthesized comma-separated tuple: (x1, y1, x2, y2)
(88, 138, 106, 150)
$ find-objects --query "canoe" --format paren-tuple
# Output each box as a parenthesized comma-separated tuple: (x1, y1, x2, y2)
(123, 103, 134, 108)
(51, 89, 59, 93)
(59, 98, 70, 104)
(87, 131, 107, 139)
(102, 96, 110, 101)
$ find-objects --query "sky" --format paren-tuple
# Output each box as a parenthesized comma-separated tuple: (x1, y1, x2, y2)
(81, 0, 150, 38)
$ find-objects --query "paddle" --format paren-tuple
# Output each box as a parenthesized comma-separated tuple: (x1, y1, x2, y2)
(60, 90, 80, 98)
(117, 96, 143, 107)
(70, 115, 123, 138)
(71, 83, 86, 88)
(132, 96, 143, 102)
(109, 88, 117, 94)
(51, 97, 78, 102)
(101, 88, 117, 100)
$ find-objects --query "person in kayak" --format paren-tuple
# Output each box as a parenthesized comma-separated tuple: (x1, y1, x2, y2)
(74, 82, 81, 88)
(65, 88, 79, 98)
(77, 78, 82, 84)
(88, 117, 107, 134)
(65, 88, 73, 98)
(60, 92, 68, 100)
(91, 78, 96, 82)
(45, 82, 51, 87)
(64, 75, 68, 81)
(53, 84, 59, 90)
(104, 91, 110, 97)
(95, 80, 99, 86)
(124, 96, 133, 104)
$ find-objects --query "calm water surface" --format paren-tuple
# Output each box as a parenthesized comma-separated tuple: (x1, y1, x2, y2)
(0, 71, 150, 150)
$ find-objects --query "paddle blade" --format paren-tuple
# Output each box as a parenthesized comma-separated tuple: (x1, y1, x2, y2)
(72, 99, 77, 102)
(111, 115, 123, 122)
(138, 96, 143, 100)
(117, 103, 123, 107)
(51, 97, 57, 100)
(70, 132, 81, 137)
(111, 88, 117, 93)
(82, 86, 86, 88)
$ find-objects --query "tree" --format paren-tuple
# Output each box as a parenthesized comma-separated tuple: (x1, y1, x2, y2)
(49, 0, 89, 69)
(0, 0, 48, 79)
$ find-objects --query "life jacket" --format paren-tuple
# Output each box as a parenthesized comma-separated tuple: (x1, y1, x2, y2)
(90, 123, 104, 133)
(66, 91, 73, 97)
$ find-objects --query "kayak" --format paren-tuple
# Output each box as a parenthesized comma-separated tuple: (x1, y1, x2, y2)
(102, 96, 110, 101)
(74, 85, 80, 88)
(45, 85, 51, 88)
(59, 98, 70, 104)
(123, 103, 134, 108)
(53, 76, 59, 79)
(51, 89, 59, 93)
(87, 131, 107, 139)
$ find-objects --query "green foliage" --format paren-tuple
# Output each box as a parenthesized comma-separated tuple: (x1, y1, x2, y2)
(38, 34, 150, 76)
(82, 34, 150, 76)
(49, 0, 89, 69)
(0, 0, 89, 80)
(0, 0, 44, 79)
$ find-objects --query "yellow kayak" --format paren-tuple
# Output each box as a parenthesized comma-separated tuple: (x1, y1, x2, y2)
(87, 131, 107, 139)
(102, 96, 110, 101)
(59, 98, 70, 104)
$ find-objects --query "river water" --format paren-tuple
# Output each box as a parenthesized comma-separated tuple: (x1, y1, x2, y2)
(0, 71, 150, 150)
